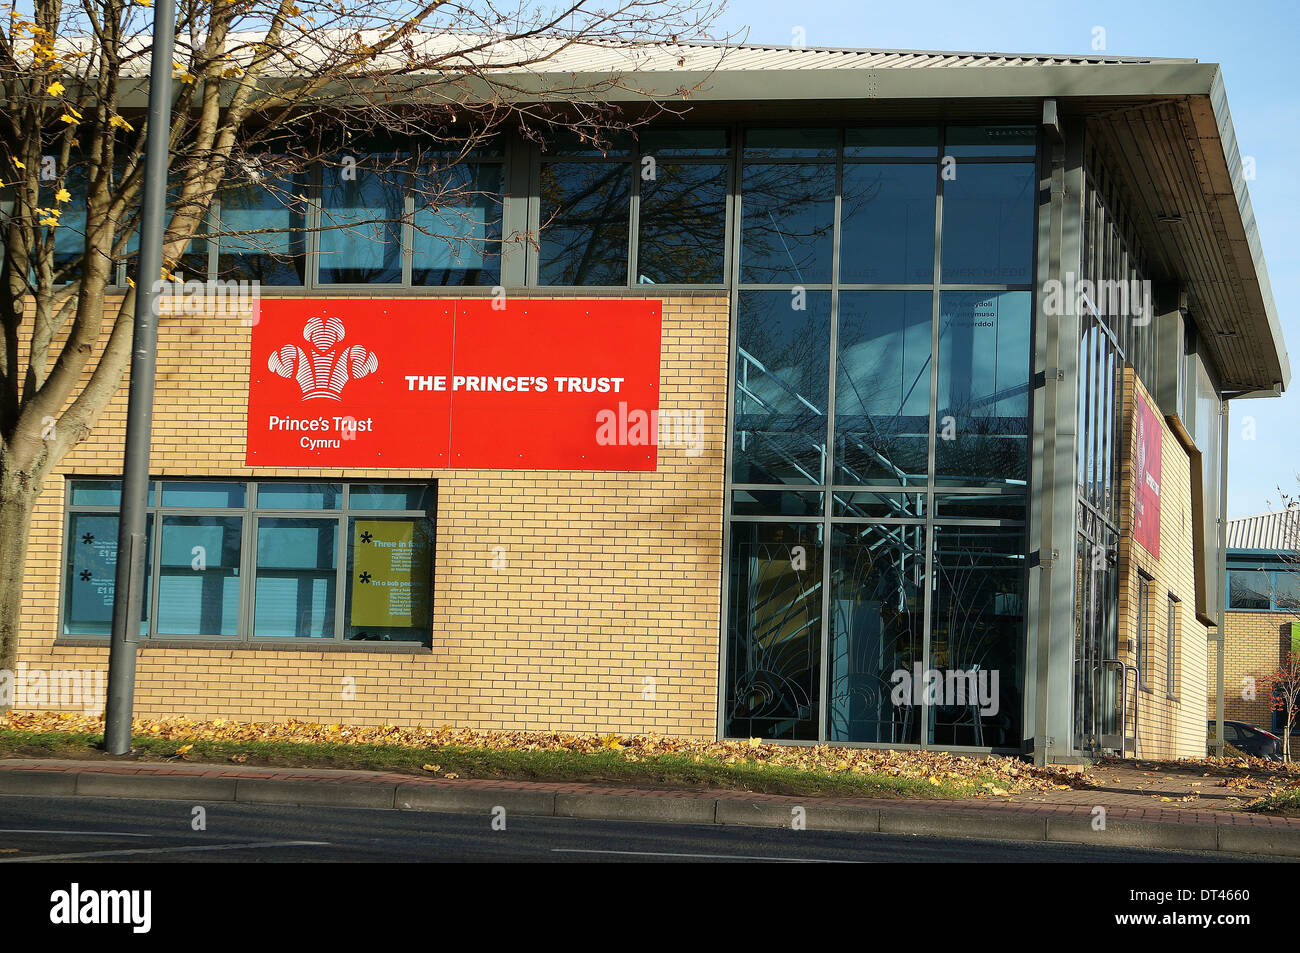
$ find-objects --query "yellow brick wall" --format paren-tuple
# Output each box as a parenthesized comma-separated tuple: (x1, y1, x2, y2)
(1116, 368, 1208, 759)
(16, 293, 729, 737)
(1215, 610, 1295, 726)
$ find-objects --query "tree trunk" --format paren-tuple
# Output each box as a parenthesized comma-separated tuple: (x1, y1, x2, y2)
(0, 468, 38, 694)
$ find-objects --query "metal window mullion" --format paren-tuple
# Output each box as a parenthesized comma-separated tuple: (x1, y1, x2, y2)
(717, 120, 745, 741)
(401, 187, 413, 287)
(147, 509, 162, 639)
(304, 164, 321, 290)
(921, 140, 946, 749)
(628, 154, 640, 288)
(817, 135, 845, 743)
(334, 513, 347, 641)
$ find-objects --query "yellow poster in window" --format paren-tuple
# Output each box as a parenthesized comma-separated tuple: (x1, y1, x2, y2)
(351, 520, 430, 629)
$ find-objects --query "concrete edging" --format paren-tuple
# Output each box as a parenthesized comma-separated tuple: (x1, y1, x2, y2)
(3, 768, 1298, 857)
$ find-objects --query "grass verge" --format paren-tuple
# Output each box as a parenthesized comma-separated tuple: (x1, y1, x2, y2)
(0, 728, 990, 801)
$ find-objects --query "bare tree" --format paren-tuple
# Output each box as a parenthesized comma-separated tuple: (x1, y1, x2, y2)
(0, 0, 727, 676)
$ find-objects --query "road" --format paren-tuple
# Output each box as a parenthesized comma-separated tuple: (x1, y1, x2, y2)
(0, 794, 1279, 862)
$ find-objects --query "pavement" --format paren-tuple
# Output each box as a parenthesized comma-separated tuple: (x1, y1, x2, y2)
(3, 756, 1300, 858)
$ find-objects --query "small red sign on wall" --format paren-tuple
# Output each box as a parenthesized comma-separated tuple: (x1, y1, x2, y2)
(246, 299, 662, 470)
(1133, 391, 1163, 559)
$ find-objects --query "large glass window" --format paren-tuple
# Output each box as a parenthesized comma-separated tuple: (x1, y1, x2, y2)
(62, 480, 435, 644)
(940, 163, 1035, 284)
(411, 161, 503, 286)
(637, 161, 727, 284)
(928, 524, 1025, 747)
(835, 292, 931, 486)
(538, 160, 631, 286)
(318, 156, 404, 284)
(157, 516, 241, 636)
(732, 290, 831, 485)
(63, 513, 151, 637)
(726, 521, 823, 741)
(829, 523, 925, 743)
(215, 160, 307, 285)
(739, 161, 835, 284)
(840, 164, 935, 284)
(726, 124, 1034, 749)
(935, 291, 1032, 487)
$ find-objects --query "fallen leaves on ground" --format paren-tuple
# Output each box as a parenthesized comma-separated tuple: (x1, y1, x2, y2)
(0, 711, 1084, 795)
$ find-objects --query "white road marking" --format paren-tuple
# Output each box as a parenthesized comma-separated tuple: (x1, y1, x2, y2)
(0, 829, 152, 838)
(0, 840, 331, 862)
(551, 848, 860, 862)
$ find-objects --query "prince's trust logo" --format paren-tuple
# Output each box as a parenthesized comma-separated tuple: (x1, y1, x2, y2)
(268, 314, 379, 400)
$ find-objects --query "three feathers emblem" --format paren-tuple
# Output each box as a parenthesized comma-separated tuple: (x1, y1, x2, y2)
(267, 315, 378, 400)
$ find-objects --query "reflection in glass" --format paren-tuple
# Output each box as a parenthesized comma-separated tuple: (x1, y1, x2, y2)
(157, 516, 241, 635)
(411, 162, 502, 285)
(538, 161, 630, 285)
(840, 164, 935, 283)
(929, 525, 1025, 747)
(740, 163, 835, 284)
(1227, 570, 1271, 610)
(318, 159, 403, 283)
(743, 128, 838, 159)
(254, 518, 337, 638)
(936, 292, 1031, 486)
(637, 162, 727, 284)
(829, 523, 924, 743)
(257, 483, 341, 510)
(732, 291, 831, 485)
(350, 484, 434, 511)
(726, 521, 823, 740)
(835, 292, 932, 485)
(216, 162, 307, 284)
(730, 489, 823, 517)
(940, 163, 1035, 284)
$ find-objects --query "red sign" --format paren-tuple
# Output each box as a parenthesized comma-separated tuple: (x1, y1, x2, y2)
(1133, 391, 1163, 558)
(246, 299, 661, 470)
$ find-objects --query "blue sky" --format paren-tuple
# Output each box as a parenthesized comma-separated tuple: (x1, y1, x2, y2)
(716, 0, 1299, 518)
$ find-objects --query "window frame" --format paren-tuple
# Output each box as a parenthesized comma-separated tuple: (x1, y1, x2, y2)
(1227, 559, 1298, 612)
(527, 128, 735, 290)
(1135, 570, 1153, 692)
(1165, 592, 1180, 700)
(60, 478, 436, 646)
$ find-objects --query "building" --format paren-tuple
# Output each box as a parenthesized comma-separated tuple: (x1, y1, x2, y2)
(14, 39, 1291, 763)
(1217, 511, 1300, 730)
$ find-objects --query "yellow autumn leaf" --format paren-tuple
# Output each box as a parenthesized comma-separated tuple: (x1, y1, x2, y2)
(46, 80, 65, 96)
(55, 187, 70, 202)
(176, 744, 193, 754)
(421, 763, 440, 772)
(109, 114, 134, 131)
(12, 158, 25, 170)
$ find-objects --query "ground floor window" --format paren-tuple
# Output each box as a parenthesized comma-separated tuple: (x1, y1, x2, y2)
(62, 480, 435, 644)
(724, 517, 1025, 749)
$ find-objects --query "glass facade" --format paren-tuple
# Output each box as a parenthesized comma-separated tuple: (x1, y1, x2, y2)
(725, 126, 1035, 749)
(62, 480, 435, 644)
(1072, 149, 1153, 753)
